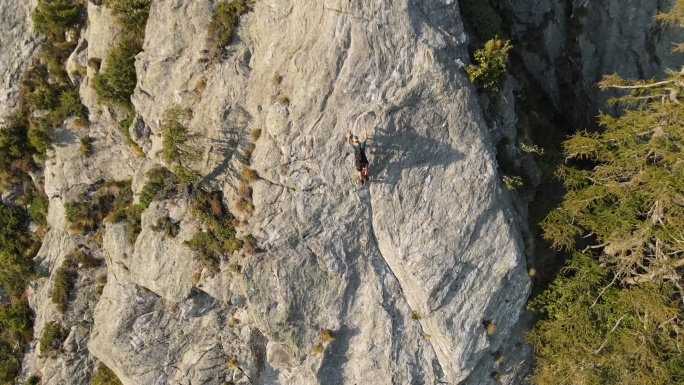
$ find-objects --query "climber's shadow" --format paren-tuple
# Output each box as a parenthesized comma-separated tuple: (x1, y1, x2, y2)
(367, 126, 463, 186)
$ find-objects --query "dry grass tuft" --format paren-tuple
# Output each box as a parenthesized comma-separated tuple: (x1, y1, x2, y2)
(311, 343, 324, 355)
(484, 320, 496, 335)
(319, 329, 335, 343)
(239, 167, 258, 183)
(226, 355, 239, 370)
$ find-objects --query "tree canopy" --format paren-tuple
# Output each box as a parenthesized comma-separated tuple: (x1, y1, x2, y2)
(529, 4, 684, 384)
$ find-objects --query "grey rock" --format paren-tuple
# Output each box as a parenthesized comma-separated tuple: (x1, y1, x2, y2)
(126, 200, 199, 303)
(100, 0, 531, 384)
(508, 0, 684, 128)
(0, 0, 41, 117)
(18, 0, 682, 383)
(181, 288, 217, 320)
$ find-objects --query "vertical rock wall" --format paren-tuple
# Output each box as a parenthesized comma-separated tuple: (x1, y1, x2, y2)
(0, 0, 41, 118)
(508, 0, 684, 129)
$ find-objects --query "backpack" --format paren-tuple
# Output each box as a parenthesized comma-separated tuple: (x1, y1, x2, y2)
(354, 146, 367, 164)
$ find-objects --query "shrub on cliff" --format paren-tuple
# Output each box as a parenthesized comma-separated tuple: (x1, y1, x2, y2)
(0, 202, 34, 296)
(93, 37, 141, 107)
(51, 258, 76, 313)
(0, 111, 32, 171)
(39, 321, 64, 356)
(103, 0, 152, 35)
(31, 0, 80, 41)
(465, 37, 511, 92)
(161, 105, 199, 165)
(207, 0, 252, 58)
(0, 340, 21, 384)
(186, 190, 242, 271)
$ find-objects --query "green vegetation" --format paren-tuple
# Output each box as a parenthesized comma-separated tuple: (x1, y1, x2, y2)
(137, 167, 178, 209)
(124, 167, 178, 241)
(21, 64, 87, 158)
(319, 329, 335, 343)
(52, 258, 77, 313)
(27, 191, 49, 227)
(0, 111, 32, 174)
(152, 216, 180, 238)
(250, 128, 262, 142)
(64, 180, 134, 235)
(207, 0, 252, 59)
(465, 37, 511, 92)
(116, 115, 144, 155)
(161, 105, 199, 165)
(90, 363, 123, 385)
(93, 0, 152, 108)
(311, 343, 324, 355)
(0, 303, 31, 335)
(0, 203, 35, 296)
(39, 321, 64, 356)
(80, 136, 92, 157)
(0, 300, 33, 382)
(502, 174, 523, 190)
(88, 57, 102, 71)
(92, 37, 142, 107)
(0, 340, 22, 384)
(528, 5, 684, 384)
(23, 375, 41, 385)
(185, 190, 242, 271)
(102, 0, 152, 36)
(0, 1, 89, 380)
(23, 1, 89, 159)
(239, 166, 258, 183)
(50, 250, 98, 313)
(31, 0, 80, 41)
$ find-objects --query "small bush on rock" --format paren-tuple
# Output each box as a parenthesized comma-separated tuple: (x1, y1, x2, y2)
(465, 37, 511, 92)
(207, 0, 252, 58)
(161, 105, 199, 165)
(31, 0, 80, 41)
(92, 37, 141, 107)
(102, 0, 152, 35)
(52, 257, 77, 313)
(186, 190, 242, 271)
(39, 321, 64, 356)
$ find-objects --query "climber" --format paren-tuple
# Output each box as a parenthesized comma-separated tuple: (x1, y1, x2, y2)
(346, 128, 370, 186)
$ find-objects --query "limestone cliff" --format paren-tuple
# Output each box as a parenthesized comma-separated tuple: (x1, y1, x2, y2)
(89, 0, 530, 383)
(1, 0, 677, 384)
(0, 0, 40, 118)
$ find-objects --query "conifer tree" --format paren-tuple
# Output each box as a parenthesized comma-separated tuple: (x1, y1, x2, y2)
(529, 3, 684, 384)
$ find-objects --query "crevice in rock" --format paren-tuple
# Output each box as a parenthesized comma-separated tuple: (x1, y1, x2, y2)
(365, 189, 448, 381)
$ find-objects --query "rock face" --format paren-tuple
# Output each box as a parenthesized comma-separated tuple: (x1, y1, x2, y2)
(12, 0, 682, 384)
(87, 0, 531, 384)
(507, 0, 684, 129)
(0, 0, 41, 118)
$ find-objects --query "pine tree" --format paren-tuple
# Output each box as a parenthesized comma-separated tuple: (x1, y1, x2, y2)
(530, 3, 684, 384)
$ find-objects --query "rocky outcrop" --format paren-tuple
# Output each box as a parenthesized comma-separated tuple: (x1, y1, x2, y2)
(508, 0, 684, 129)
(0, 0, 41, 118)
(82, 0, 532, 384)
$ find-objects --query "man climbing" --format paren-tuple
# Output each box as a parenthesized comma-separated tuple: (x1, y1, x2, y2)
(346, 128, 369, 186)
